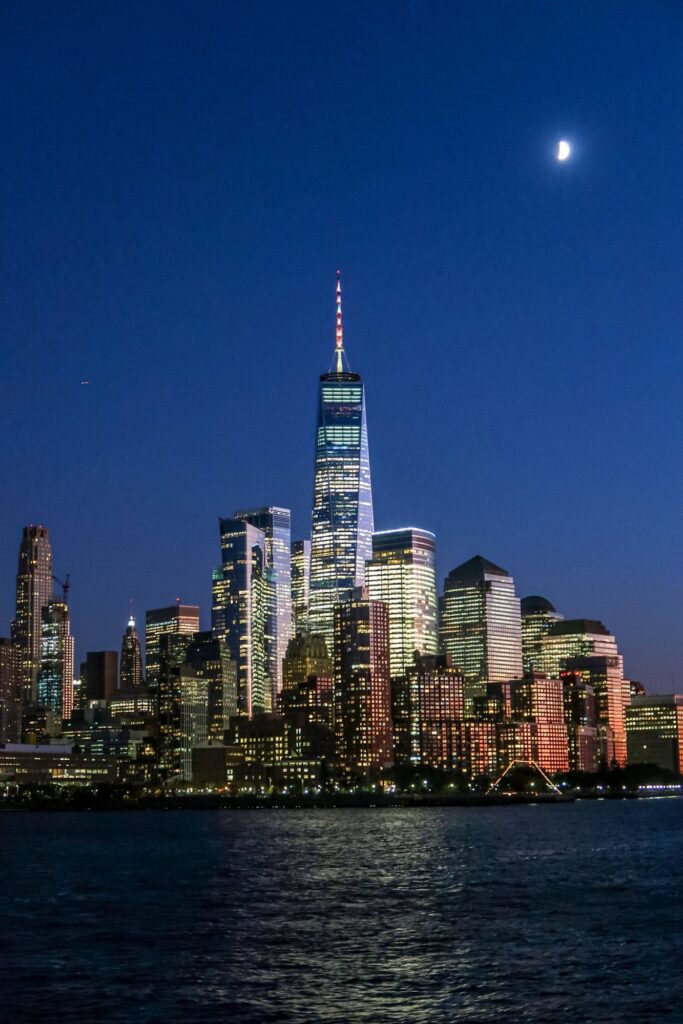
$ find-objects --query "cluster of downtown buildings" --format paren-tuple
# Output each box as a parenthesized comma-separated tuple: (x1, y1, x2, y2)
(1, 276, 681, 792)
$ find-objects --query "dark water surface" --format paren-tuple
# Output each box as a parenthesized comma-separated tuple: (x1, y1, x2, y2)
(1, 800, 681, 1023)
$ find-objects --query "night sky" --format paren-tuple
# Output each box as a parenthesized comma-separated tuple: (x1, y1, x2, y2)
(2, 2, 682, 689)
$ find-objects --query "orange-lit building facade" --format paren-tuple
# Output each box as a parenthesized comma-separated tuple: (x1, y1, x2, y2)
(508, 673, 569, 772)
(333, 587, 392, 776)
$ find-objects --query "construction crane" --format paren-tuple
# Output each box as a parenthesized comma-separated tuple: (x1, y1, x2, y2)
(52, 573, 71, 605)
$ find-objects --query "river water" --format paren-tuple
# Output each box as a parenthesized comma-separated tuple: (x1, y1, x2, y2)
(1, 799, 681, 1022)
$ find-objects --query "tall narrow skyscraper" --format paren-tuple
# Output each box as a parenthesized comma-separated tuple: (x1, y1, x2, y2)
(13, 525, 53, 705)
(291, 539, 311, 636)
(333, 587, 392, 777)
(36, 600, 74, 720)
(235, 507, 292, 706)
(439, 555, 523, 709)
(309, 273, 374, 650)
(214, 518, 268, 717)
(366, 528, 438, 679)
(120, 613, 144, 690)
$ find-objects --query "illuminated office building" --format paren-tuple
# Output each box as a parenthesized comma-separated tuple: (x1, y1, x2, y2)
(145, 605, 200, 687)
(366, 528, 438, 679)
(13, 525, 53, 704)
(626, 695, 683, 775)
(564, 653, 628, 767)
(333, 587, 392, 777)
(157, 632, 195, 777)
(120, 614, 144, 690)
(508, 673, 569, 772)
(281, 632, 332, 725)
(0, 639, 20, 743)
(439, 556, 523, 710)
(184, 631, 237, 742)
(160, 664, 208, 783)
(520, 595, 563, 674)
(562, 669, 599, 772)
(291, 540, 311, 636)
(236, 507, 292, 706)
(392, 654, 464, 769)
(540, 619, 628, 766)
(214, 518, 268, 717)
(309, 273, 374, 651)
(539, 619, 620, 678)
(36, 600, 74, 719)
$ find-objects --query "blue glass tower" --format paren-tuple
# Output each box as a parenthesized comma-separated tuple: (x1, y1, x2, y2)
(308, 273, 374, 651)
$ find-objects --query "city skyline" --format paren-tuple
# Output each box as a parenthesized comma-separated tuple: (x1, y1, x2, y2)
(2, 4, 682, 689)
(0, 268, 676, 694)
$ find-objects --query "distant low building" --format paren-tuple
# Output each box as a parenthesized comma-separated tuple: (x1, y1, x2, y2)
(626, 695, 683, 775)
(0, 743, 116, 786)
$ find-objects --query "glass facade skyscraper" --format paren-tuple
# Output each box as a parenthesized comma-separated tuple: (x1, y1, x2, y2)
(214, 518, 268, 717)
(36, 600, 74, 719)
(235, 507, 292, 707)
(366, 528, 438, 679)
(520, 595, 563, 674)
(309, 273, 374, 651)
(13, 525, 53, 705)
(291, 539, 311, 636)
(439, 555, 523, 710)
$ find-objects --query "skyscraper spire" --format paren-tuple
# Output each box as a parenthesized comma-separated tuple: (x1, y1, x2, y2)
(335, 269, 344, 373)
(310, 274, 374, 649)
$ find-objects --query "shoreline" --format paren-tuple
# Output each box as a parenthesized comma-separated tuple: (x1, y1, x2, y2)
(1, 790, 680, 812)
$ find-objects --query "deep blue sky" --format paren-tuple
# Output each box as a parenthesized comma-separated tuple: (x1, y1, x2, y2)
(1, 2, 682, 689)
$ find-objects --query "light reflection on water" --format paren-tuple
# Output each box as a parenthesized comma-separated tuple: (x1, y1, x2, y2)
(0, 801, 681, 1022)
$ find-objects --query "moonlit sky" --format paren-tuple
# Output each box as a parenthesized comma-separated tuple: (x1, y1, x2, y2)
(1, 2, 682, 689)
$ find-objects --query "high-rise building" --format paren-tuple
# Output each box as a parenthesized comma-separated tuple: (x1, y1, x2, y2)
(281, 632, 332, 726)
(564, 652, 628, 767)
(184, 631, 237, 742)
(236, 507, 292, 706)
(157, 631, 196, 777)
(626, 695, 683, 775)
(0, 639, 21, 743)
(120, 614, 143, 690)
(439, 555, 523, 710)
(171, 663, 208, 782)
(309, 273, 374, 651)
(291, 539, 311, 636)
(13, 525, 53, 704)
(562, 669, 599, 772)
(80, 651, 119, 706)
(145, 604, 200, 688)
(36, 600, 74, 719)
(539, 619, 621, 679)
(539, 618, 628, 767)
(508, 673, 569, 772)
(214, 518, 268, 717)
(333, 587, 392, 777)
(520, 596, 563, 674)
(392, 654, 465, 769)
(366, 529, 438, 680)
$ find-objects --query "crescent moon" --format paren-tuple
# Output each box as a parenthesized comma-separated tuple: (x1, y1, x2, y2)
(557, 140, 571, 161)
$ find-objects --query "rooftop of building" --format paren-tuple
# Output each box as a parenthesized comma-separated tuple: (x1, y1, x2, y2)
(445, 554, 510, 584)
(546, 618, 611, 638)
(520, 595, 557, 615)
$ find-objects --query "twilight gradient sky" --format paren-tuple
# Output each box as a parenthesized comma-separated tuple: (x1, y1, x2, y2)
(1, 2, 682, 688)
